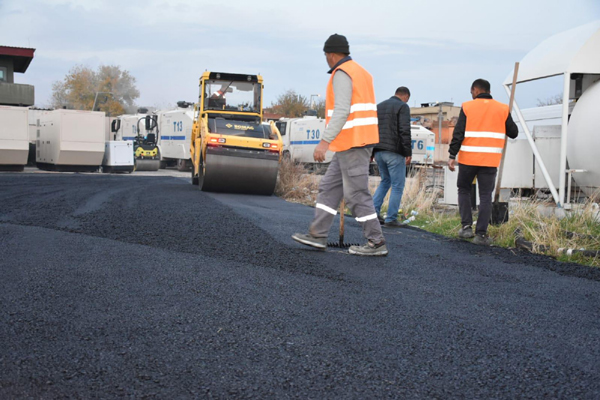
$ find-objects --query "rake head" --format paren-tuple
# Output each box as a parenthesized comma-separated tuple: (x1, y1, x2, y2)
(327, 235, 360, 249)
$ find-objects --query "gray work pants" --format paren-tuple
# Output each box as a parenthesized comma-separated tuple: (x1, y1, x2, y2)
(309, 147, 385, 244)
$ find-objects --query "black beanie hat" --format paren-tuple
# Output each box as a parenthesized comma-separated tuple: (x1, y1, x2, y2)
(323, 34, 350, 54)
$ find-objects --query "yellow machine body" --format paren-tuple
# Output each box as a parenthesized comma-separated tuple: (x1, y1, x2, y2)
(190, 72, 283, 195)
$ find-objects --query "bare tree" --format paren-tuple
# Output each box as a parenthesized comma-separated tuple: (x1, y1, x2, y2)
(314, 98, 326, 119)
(536, 94, 563, 107)
(267, 89, 309, 118)
(50, 64, 140, 115)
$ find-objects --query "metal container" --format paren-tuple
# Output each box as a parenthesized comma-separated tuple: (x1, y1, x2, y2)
(0, 105, 28, 170)
(37, 109, 105, 171)
(102, 141, 134, 173)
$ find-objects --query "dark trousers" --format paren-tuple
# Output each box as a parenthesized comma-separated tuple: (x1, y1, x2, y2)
(457, 163, 497, 235)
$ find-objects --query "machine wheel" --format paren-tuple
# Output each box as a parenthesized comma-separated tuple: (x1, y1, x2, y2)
(159, 160, 167, 169)
(177, 159, 191, 171)
(197, 155, 205, 190)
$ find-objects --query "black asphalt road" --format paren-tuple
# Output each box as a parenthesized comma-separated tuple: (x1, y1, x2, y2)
(1, 173, 599, 399)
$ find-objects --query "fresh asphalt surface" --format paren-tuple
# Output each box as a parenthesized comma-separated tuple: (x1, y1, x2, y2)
(1, 171, 599, 399)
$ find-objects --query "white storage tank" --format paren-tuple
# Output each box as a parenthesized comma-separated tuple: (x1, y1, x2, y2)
(567, 79, 600, 197)
(0, 106, 29, 171)
(37, 109, 106, 172)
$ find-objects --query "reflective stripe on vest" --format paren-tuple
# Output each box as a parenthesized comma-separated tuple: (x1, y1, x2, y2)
(458, 98, 509, 168)
(325, 60, 379, 152)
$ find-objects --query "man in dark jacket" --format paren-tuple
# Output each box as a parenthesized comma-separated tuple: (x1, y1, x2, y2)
(448, 79, 518, 245)
(372, 87, 412, 227)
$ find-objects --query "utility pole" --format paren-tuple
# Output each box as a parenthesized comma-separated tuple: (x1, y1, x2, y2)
(434, 101, 454, 144)
(92, 91, 114, 112)
(438, 103, 443, 144)
(310, 94, 320, 110)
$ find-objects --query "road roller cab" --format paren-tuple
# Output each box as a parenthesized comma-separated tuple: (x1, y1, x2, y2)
(191, 72, 283, 195)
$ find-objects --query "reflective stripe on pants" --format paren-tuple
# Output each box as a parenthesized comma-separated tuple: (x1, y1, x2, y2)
(309, 147, 384, 244)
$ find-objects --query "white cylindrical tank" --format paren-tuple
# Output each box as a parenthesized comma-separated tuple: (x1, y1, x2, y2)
(567, 80, 600, 197)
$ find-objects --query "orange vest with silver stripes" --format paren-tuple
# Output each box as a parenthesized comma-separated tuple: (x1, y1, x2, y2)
(458, 98, 509, 168)
(325, 60, 379, 152)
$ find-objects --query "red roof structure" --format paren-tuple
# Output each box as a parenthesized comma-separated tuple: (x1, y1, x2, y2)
(0, 46, 36, 73)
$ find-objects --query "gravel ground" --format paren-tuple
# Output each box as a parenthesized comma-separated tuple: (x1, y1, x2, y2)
(1, 171, 599, 399)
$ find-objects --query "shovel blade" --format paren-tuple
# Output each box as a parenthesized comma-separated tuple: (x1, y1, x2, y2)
(491, 202, 509, 225)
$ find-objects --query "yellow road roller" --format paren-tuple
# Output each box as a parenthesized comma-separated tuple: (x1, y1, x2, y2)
(190, 72, 283, 195)
(134, 115, 161, 171)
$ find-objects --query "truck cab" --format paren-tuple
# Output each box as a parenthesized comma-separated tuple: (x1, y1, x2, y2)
(275, 115, 333, 164)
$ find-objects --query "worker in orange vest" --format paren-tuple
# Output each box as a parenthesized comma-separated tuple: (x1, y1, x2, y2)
(448, 79, 518, 245)
(292, 34, 387, 256)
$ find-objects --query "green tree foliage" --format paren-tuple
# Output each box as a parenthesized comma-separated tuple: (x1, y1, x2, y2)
(51, 65, 140, 115)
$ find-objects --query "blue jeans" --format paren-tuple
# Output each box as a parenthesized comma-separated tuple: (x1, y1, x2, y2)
(373, 150, 406, 223)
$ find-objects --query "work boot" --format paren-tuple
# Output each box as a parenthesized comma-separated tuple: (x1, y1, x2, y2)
(458, 225, 475, 239)
(473, 234, 492, 246)
(377, 214, 385, 225)
(292, 233, 327, 250)
(348, 241, 388, 256)
(384, 220, 406, 228)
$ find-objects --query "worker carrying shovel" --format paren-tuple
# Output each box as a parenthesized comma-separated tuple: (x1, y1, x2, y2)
(292, 34, 387, 256)
(448, 79, 518, 245)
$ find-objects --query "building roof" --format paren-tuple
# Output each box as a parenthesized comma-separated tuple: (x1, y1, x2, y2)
(0, 46, 36, 73)
(504, 20, 600, 85)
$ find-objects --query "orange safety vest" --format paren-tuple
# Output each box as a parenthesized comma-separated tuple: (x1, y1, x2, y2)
(458, 98, 509, 168)
(325, 60, 379, 152)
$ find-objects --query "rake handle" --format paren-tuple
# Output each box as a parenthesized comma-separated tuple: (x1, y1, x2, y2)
(339, 199, 345, 246)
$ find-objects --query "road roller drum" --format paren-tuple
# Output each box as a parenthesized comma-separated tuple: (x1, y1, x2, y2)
(200, 145, 280, 195)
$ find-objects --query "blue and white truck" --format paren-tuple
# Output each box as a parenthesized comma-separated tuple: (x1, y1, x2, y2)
(157, 103, 194, 171)
(275, 116, 334, 164)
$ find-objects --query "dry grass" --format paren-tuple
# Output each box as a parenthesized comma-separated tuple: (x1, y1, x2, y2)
(275, 159, 320, 205)
(496, 199, 600, 264)
(276, 159, 443, 218)
(373, 168, 443, 222)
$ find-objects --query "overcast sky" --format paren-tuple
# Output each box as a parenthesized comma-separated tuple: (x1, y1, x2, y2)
(1, 0, 599, 110)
